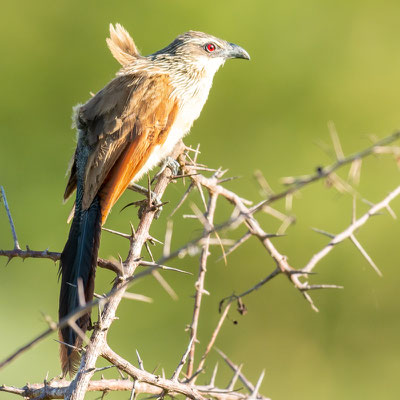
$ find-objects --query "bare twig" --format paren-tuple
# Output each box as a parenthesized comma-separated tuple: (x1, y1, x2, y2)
(304, 186, 400, 273)
(0, 376, 270, 400)
(0, 248, 121, 275)
(1, 186, 21, 250)
(187, 192, 218, 377)
(195, 302, 233, 382)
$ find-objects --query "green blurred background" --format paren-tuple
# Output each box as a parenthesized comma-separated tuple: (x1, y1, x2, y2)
(1, 1, 400, 399)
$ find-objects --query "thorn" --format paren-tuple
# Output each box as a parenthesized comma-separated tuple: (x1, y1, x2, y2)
(262, 233, 286, 239)
(254, 170, 274, 197)
(1, 186, 21, 250)
(147, 173, 152, 206)
(311, 228, 335, 238)
(130, 222, 136, 238)
(147, 235, 163, 245)
(302, 291, 319, 313)
(118, 254, 124, 266)
(54, 339, 84, 352)
(274, 211, 296, 234)
(77, 278, 86, 307)
(171, 337, 195, 381)
(361, 198, 375, 207)
(190, 203, 212, 231)
(285, 193, 293, 212)
(139, 260, 192, 275)
(348, 158, 362, 185)
(93, 365, 116, 374)
(171, 173, 200, 180)
(136, 349, 144, 370)
(210, 363, 219, 387)
(102, 227, 130, 239)
(213, 167, 228, 179)
(289, 270, 317, 276)
(386, 204, 397, 219)
(97, 303, 103, 328)
(123, 292, 153, 303)
(144, 242, 155, 262)
(185, 144, 201, 155)
(152, 363, 161, 375)
(163, 220, 173, 258)
(215, 348, 255, 394)
(195, 181, 207, 211)
(185, 368, 204, 384)
(217, 176, 241, 184)
(187, 165, 220, 172)
(41, 311, 57, 330)
(182, 214, 199, 219)
(69, 319, 89, 345)
(250, 369, 265, 398)
(152, 270, 179, 300)
(328, 120, 344, 160)
(116, 368, 125, 379)
(169, 182, 195, 217)
(129, 380, 137, 400)
(303, 284, 344, 290)
(227, 364, 243, 391)
(350, 234, 383, 277)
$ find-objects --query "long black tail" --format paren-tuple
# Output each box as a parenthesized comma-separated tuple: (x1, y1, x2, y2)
(58, 195, 101, 376)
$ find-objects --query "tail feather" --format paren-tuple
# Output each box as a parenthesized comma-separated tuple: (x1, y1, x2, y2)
(58, 195, 101, 376)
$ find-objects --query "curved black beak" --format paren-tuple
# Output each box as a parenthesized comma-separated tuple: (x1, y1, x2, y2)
(226, 42, 250, 60)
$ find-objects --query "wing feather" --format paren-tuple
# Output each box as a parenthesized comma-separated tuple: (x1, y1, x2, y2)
(98, 98, 179, 223)
(73, 72, 178, 223)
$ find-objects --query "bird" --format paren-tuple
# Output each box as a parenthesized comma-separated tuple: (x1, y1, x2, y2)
(58, 23, 250, 376)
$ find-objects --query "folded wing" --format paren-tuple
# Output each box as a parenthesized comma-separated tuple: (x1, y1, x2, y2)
(65, 72, 179, 224)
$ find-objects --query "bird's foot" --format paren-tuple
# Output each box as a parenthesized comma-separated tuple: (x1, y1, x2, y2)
(138, 197, 166, 220)
(123, 183, 165, 219)
(151, 156, 181, 183)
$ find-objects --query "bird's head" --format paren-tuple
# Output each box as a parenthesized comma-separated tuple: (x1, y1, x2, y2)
(152, 31, 250, 77)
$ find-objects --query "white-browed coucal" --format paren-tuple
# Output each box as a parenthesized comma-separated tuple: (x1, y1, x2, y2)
(59, 23, 249, 376)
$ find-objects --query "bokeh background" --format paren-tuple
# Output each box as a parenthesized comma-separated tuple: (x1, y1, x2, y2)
(1, 1, 400, 399)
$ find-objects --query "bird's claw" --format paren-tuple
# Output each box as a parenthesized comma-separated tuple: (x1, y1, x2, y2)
(124, 183, 165, 219)
(151, 156, 181, 183)
(137, 192, 164, 219)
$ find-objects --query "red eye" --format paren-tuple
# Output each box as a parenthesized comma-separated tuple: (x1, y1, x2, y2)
(205, 43, 216, 52)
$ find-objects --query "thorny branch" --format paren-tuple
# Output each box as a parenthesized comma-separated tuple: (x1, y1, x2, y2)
(1, 131, 400, 399)
(187, 192, 219, 377)
(303, 187, 400, 274)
